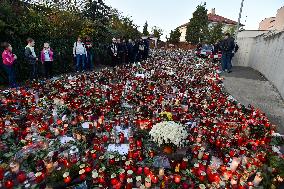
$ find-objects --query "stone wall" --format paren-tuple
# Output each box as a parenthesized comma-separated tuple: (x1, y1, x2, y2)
(233, 30, 284, 98)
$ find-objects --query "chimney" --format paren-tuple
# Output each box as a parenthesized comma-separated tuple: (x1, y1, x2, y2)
(211, 8, 216, 15)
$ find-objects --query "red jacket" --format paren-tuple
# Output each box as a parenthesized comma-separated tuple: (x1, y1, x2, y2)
(2, 50, 16, 66)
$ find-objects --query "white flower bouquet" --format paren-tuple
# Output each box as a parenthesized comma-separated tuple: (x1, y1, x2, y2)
(149, 121, 188, 148)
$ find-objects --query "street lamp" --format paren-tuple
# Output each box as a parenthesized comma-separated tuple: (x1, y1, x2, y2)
(235, 0, 245, 39)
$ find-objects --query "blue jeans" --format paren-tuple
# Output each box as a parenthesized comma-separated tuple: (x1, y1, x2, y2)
(86, 53, 94, 70)
(221, 52, 232, 71)
(76, 54, 86, 71)
(4, 64, 16, 87)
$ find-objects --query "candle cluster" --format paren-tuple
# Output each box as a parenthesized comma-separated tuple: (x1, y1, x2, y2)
(0, 49, 283, 188)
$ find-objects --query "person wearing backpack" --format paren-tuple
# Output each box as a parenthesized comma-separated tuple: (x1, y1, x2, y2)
(231, 42, 239, 60)
(40, 43, 54, 79)
(73, 36, 87, 72)
(1, 42, 17, 87)
(220, 33, 235, 73)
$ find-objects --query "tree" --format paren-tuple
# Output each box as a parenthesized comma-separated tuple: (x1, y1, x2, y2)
(142, 21, 149, 36)
(208, 22, 223, 44)
(169, 28, 181, 44)
(225, 25, 237, 37)
(109, 9, 141, 40)
(152, 26, 163, 40)
(185, 3, 208, 45)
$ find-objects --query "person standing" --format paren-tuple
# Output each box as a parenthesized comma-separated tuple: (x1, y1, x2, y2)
(25, 38, 38, 80)
(117, 38, 127, 65)
(40, 43, 54, 79)
(1, 42, 17, 87)
(220, 33, 235, 73)
(133, 39, 139, 63)
(212, 41, 220, 55)
(73, 36, 87, 72)
(143, 38, 150, 60)
(85, 36, 94, 70)
(127, 39, 134, 64)
(109, 38, 118, 67)
(137, 39, 145, 62)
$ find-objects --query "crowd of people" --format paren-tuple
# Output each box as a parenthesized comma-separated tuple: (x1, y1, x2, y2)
(108, 37, 150, 66)
(196, 33, 239, 73)
(1, 36, 151, 88)
(1, 33, 237, 88)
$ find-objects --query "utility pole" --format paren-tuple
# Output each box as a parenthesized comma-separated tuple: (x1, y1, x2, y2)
(235, 0, 245, 39)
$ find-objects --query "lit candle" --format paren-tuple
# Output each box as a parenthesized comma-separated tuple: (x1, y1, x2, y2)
(180, 158, 188, 169)
(253, 172, 263, 186)
(158, 168, 165, 179)
(223, 168, 232, 181)
(111, 174, 118, 186)
(54, 128, 60, 136)
(230, 157, 241, 172)
(45, 162, 54, 174)
(196, 135, 202, 143)
(198, 148, 205, 159)
(230, 176, 238, 185)
(145, 177, 151, 188)
(10, 161, 20, 174)
(126, 178, 133, 189)
(136, 176, 142, 187)
(119, 170, 126, 182)
(174, 174, 181, 184)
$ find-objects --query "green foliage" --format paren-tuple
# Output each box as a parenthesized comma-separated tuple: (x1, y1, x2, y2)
(142, 21, 149, 36)
(109, 9, 141, 40)
(152, 26, 163, 40)
(169, 28, 181, 44)
(208, 22, 223, 44)
(225, 25, 237, 37)
(185, 3, 208, 45)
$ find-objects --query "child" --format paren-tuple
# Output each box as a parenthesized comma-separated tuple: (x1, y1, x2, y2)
(24, 38, 38, 80)
(1, 42, 17, 87)
(41, 43, 54, 79)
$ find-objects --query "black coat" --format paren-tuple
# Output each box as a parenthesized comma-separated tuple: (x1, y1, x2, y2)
(220, 37, 235, 54)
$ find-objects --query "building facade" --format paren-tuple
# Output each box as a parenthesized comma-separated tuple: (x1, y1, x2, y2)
(178, 8, 240, 42)
(259, 6, 284, 31)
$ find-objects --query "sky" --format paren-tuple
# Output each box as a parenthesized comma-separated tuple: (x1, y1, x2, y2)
(104, 0, 283, 40)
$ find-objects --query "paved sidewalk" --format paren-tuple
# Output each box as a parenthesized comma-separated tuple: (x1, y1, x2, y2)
(222, 66, 284, 134)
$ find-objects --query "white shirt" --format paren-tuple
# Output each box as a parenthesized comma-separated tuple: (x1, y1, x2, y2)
(73, 42, 87, 56)
(44, 50, 51, 61)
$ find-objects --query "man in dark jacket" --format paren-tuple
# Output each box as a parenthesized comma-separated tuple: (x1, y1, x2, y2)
(24, 38, 38, 80)
(127, 39, 134, 64)
(109, 38, 118, 67)
(220, 33, 235, 73)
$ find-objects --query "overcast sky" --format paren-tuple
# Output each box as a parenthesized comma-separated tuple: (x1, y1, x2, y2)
(104, 0, 283, 40)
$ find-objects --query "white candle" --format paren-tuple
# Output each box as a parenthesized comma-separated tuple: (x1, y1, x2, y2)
(253, 172, 263, 186)
(230, 157, 240, 172)
(230, 176, 238, 185)
(198, 148, 205, 159)
(158, 168, 165, 179)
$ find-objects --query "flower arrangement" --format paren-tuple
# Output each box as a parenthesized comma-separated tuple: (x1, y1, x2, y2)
(159, 111, 173, 121)
(149, 121, 188, 148)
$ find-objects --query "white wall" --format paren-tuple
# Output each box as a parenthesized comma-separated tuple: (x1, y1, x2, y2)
(233, 30, 284, 98)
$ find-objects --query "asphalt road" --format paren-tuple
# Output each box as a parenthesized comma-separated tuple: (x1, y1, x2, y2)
(222, 66, 284, 135)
